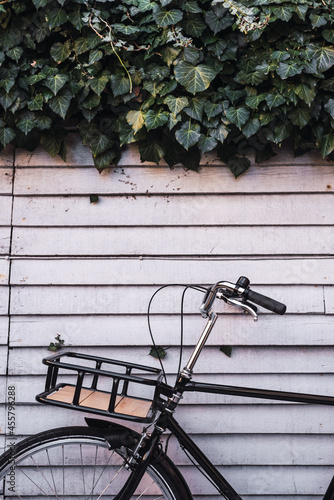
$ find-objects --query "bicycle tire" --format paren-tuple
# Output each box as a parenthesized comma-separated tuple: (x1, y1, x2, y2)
(0, 425, 193, 500)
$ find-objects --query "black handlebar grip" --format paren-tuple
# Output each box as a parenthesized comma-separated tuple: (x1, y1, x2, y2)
(245, 289, 286, 315)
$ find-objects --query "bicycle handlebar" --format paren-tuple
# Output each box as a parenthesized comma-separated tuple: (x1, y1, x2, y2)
(200, 276, 286, 317)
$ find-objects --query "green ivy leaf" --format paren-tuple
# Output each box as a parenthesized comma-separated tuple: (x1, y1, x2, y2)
(153, 7, 183, 27)
(0, 127, 16, 147)
(149, 346, 167, 359)
(208, 123, 229, 144)
(28, 94, 44, 111)
(198, 134, 217, 153)
(174, 61, 217, 94)
(49, 90, 72, 119)
(50, 41, 72, 62)
(90, 134, 115, 156)
(204, 101, 223, 119)
(205, 11, 233, 34)
(184, 97, 205, 121)
(93, 149, 118, 169)
(164, 96, 189, 115)
(73, 37, 88, 55)
(113, 24, 140, 35)
(168, 113, 181, 130)
(0, 77, 15, 93)
(0, 89, 17, 110)
(271, 5, 294, 22)
(44, 74, 69, 95)
(32, 0, 51, 7)
(118, 121, 146, 146)
(323, 31, 334, 44)
(255, 144, 276, 164)
(40, 130, 66, 157)
(314, 46, 334, 72)
(139, 139, 165, 164)
(295, 83, 316, 106)
(220, 345, 232, 358)
(82, 93, 100, 110)
(0, 28, 22, 50)
(183, 18, 207, 37)
(17, 113, 36, 135)
(6, 46, 24, 63)
(175, 121, 201, 150)
(144, 110, 169, 130)
(225, 107, 250, 128)
(320, 133, 334, 157)
(35, 116, 52, 130)
(277, 61, 303, 80)
(309, 13, 327, 28)
(265, 94, 286, 108)
(294, 4, 308, 21)
(110, 73, 131, 97)
(89, 75, 109, 96)
(46, 8, 68, 29)
(288, 108, 311, 128)
(89, 49, 103, 65)
(181, 147, 201, 171)
(126, 110, 145, 133)
(245, 94, 267, 109)
(227, 156, 251, 178)
(324, 99, 334, 119)
(242, 118, 261, 138)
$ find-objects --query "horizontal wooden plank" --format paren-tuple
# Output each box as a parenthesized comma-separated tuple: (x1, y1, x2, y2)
(9, 259, 334, 286)
(7, 257, 333, 289)
(9, 314, 334, 347)
(13, 165, 334, 195)
(11, 402, 334, 435)
(0, 287, 9, 315)
(13, 132, 333, 168)
(9, 373, 334, 406)
(12, 194, 334, 226)
(9, 285, 323, 315)
(0, 196, 13, 226)
(8, 346, 334, 376)
(11, 226, 334, 256)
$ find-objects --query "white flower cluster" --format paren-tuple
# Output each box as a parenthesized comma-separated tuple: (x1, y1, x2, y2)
(213, 0, 269, 33)
(166, 27, 193, 47)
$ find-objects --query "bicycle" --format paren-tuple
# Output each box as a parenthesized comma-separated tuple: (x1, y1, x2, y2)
(1, 276, 334, 499)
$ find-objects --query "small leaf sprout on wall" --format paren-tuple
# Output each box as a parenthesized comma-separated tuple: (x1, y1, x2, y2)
(47, 334, 65, 352)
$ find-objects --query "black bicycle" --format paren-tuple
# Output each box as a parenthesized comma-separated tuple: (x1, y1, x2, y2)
(1, 276, 334, 499)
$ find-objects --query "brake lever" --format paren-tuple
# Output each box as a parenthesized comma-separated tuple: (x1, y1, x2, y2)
(217, 293, 259, 322)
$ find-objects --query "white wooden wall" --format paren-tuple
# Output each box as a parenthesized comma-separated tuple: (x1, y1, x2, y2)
(1, 133, 334, 499)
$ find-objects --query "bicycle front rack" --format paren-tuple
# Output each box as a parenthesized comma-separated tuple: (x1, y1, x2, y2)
(36, 352, 169, 423)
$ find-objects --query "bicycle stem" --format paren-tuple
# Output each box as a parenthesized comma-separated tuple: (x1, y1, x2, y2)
(181, 311, 218, 378)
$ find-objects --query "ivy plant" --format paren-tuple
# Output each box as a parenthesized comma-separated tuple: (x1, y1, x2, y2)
(1, 0, 334, 176)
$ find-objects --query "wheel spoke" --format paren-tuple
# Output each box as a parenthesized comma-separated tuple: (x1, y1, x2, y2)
(46, 449, 58, 498)
(0, 429, 181, 500)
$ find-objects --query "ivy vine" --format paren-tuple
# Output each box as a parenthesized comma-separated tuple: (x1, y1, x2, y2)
(1, 0, 334, 175)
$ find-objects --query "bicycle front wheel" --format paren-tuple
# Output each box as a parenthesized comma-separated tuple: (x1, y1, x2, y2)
(0, 425, 192, 500)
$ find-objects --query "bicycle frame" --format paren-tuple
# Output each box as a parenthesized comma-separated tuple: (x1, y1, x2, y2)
(140, 306, 334, 500)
